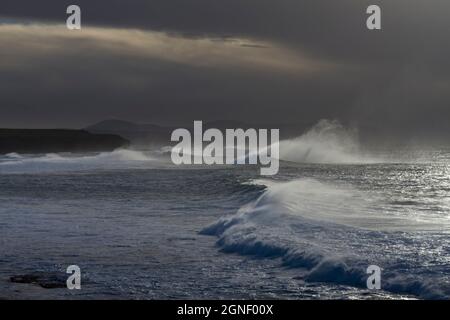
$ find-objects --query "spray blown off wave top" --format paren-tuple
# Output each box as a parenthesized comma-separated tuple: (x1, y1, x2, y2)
(278, 120, 376, 164)
(202, 177, 450, 299)
(0, 149, 162, 174)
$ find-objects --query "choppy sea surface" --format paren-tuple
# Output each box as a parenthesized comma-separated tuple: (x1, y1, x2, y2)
(0, 146, 449, 299)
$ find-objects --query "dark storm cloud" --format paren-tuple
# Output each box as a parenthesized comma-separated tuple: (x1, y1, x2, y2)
(0, 0, 449, 138)
(2, 0, 449, 61)
(0, 24, 343, 127)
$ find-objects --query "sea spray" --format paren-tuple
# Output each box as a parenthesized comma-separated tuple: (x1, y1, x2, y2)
(202, 178, 450, 299)
(278, 119, 373, 164)
(0, 149, 158, 174)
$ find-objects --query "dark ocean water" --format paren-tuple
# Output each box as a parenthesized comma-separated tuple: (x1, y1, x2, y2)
(0, 149, 449, 299)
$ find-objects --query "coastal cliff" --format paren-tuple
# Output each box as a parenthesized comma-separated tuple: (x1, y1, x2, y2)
(0, 129, 129, 154)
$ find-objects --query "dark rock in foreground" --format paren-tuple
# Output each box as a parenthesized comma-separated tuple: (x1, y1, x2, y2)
(10, 272, 67, 289)
(0, 129, 129, 154)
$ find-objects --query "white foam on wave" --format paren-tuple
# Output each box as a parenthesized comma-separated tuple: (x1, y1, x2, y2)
(4, 152, 24, 159)
(277, 119, 378, 164)
(162, 119, 380, 165)
(201, 178, 450, 298)
(304, 179, 443, 229)
(0, 149, 161, 174)
(248, 179, 449, 231)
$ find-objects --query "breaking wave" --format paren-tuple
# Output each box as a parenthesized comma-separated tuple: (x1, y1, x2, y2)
(278, 119, 377, 164)
(0, 149, 160, 174)
(201, 178, 450, 299)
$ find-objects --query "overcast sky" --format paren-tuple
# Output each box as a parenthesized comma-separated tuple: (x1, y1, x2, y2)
(0, 0, 449, 137)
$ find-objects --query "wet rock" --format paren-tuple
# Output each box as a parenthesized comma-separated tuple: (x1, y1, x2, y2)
(10, 272, 67, 289)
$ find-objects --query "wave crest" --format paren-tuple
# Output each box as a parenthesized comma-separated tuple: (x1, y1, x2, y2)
(201, 178, 450, 299)
(279, 119, 375, 164)
(0, 149, 158, 173)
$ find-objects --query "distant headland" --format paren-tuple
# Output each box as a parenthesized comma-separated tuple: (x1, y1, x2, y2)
(0, 129, 129, 154)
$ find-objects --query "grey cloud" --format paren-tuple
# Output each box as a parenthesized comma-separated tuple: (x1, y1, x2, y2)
(0, 1, 449, 140)
(0, 24, 349, 128)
